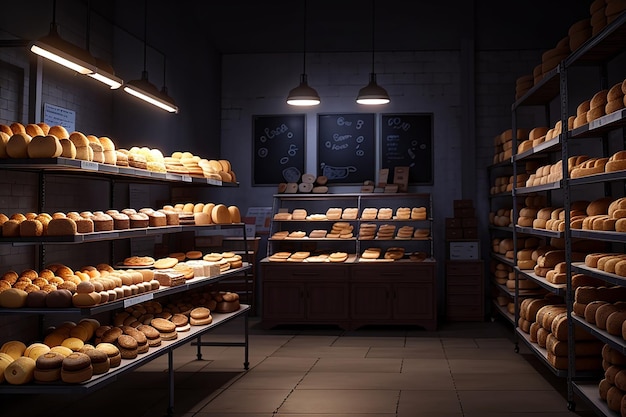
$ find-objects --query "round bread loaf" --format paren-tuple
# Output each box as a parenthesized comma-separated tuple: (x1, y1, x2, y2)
(95, 342, 121, 367)
(27, 135, 63, 158)
(6, 133, 31, 158)
(84, 348, 109, 374)
(48, 125, 69, 139)
(211, 204, 231, 224)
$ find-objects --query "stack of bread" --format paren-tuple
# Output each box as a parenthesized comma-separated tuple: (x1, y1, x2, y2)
(489, 208, 512, 227)
(160, 202, 241, 226)
(518, 294, 563, 336)
(598, 344, 626, 414)
(0, 263, 161, 310)
(515, 74, 534, 100)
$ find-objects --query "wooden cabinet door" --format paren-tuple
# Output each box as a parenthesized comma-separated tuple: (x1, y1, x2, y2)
(350, 282, 392, 320)
(306, 282, 350, 320)
(262, 281, 305, 320)
(392, 282, 435, 320)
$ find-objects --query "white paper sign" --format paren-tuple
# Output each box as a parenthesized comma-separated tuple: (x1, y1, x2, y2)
(43, 103, 75, 132)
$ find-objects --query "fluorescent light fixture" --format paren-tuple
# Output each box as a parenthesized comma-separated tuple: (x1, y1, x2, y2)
(287, 74, 320, 106)
(31, 24, 122, 89)
(30, 25, 95, 74)
(123, 71, 178, 113)
(87, 58, 122, 89)
(356, 73, 390, 105)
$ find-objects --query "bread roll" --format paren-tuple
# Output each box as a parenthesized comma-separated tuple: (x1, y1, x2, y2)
(48, 125, 69, 140)
(6, 133, 31, 158)
(27, 135, 63, 158)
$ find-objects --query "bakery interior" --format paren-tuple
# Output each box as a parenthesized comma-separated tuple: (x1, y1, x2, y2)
(1, 0, 626, 416)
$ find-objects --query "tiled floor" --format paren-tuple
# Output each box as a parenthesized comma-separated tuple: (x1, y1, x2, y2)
(3, 316, 598, 417)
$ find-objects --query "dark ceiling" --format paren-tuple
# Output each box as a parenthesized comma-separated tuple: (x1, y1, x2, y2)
(188, 0, 592, 55)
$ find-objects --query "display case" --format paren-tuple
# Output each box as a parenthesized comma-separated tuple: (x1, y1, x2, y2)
(261, 192, 437, 330)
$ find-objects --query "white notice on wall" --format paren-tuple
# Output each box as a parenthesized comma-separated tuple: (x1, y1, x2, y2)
(43, 103, 76, 132)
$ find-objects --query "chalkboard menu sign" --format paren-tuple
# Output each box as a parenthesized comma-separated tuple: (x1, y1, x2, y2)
(317, 113, 375, 184)
(381, 113, 433, 184)
(253, 114, 305, 185)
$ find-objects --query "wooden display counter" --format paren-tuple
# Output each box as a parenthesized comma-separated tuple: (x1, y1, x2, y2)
(260, 259, 437, 331)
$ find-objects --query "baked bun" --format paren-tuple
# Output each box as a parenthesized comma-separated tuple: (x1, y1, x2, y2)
(6, 133, 32, 158)
(48, 125, 69, 140)
(27, 135, 63, 158)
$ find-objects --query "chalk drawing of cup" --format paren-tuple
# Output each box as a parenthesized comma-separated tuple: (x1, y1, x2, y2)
(282, 166, 301, 182)
(321, 163, 356, 180)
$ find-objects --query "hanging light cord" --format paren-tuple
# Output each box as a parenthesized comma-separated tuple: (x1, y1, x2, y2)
(85, 0, 91, 51)
(370, 0, 376, 74)
(142, 0, 148, 73)
(302, 0, 307, 75)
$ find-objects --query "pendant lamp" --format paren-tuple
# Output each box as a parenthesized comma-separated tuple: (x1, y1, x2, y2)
(84, 0, 122, 89)
(287, 0, 320, 106)
(122, 0, 178, 113)
(356, 0, 390, 105)
(31, 0, 121, 89)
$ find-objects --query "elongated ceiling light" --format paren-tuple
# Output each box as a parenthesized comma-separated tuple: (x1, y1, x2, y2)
(356, 0, 390, 105)
(84, 1, 122, 89)
(31, 0, 121, 89)
(287, 0, 320, 106)
(123, 0, 178, 113)
(31, 24, 95, 75)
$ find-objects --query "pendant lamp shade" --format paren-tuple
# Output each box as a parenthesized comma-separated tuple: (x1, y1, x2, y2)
(356, 73, 390, 105)
(122, 0, 178, 113)
(124, 71, 178, 113)
(31, 24, 96, 75)
(287, 74, 320, 106)
(356, 0, 389, 105)
(287, 0, 320, 106)
(87, 57, 123, 89)
(31, 0, 122, 90)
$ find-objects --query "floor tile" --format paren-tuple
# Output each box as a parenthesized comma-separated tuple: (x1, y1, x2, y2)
(298, 371, 456, 390)
(251, 356, 318, 372)
(398, 389, 463, 413)
(228, 370, 307, 389)
(458, 389, 567, 413)
(452, 371, 556, 390)
(198, 389, 292, 413)
(278, 389, 399, 414)
(367, 346, 447, 359)
(310, 357, 403, 372)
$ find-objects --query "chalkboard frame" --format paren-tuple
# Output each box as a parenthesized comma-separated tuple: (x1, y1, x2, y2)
(252, 114, 306, 186)
(380, 113, 434, 185)
(317, 113, 376, 185)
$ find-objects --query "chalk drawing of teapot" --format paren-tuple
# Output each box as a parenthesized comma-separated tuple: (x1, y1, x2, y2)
(320, 163, 356, 180)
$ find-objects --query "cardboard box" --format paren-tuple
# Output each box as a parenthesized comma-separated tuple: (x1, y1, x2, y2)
(445, 228, 464, 240)
(393, 166, 410, 192)
(463, 227, 478, 239)
(445, 217, 463, 228)
(461, 217, 477, 228)
(449, 241, 480, 260)
(453, 199, 474, 208)
(454, 207, 475, 218)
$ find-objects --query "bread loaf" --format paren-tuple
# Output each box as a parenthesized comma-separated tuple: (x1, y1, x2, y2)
(27, 135, 63, 158)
